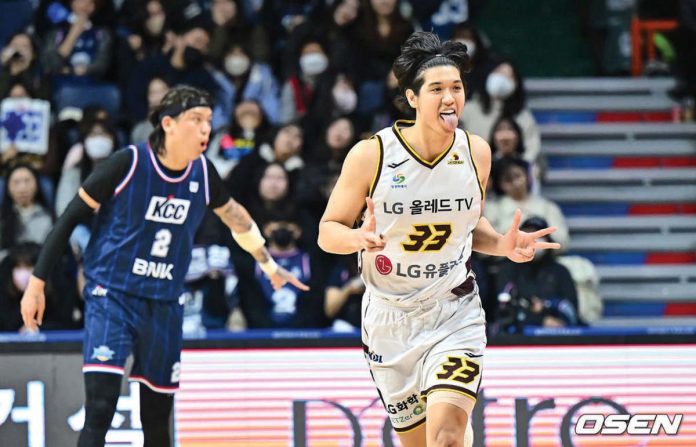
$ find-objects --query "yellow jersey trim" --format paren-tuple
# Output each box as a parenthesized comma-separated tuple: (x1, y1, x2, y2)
(392, 119, 455, 169)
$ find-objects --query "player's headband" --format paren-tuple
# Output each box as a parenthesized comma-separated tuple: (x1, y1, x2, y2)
(158, 97, 212, 121)
(418, 53, 454, 74)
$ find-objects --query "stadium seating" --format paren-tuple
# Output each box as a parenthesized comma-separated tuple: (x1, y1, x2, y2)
(528, 77, 696, 325)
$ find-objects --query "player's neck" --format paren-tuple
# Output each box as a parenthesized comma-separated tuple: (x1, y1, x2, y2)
(158, 142, 189, 170)
(402, 120, 452, 162)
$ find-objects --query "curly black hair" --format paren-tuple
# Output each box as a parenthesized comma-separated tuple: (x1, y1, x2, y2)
(392, 31, 471, 112)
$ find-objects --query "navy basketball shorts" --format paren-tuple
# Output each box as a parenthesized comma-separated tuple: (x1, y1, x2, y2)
(82, 280, 184, 393)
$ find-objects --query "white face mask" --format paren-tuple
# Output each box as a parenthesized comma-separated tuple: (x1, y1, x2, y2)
(299, 53, 328, 76)
(457, 39, 476, 57)
(13, 267, 32, 292)
(332, 86, 357, 113)
(84, 135, 114, 160)
(225, 55, 250, 76)
(486, 72, 516, 99)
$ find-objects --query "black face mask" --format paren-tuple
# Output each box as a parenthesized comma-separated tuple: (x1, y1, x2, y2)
(270, 228, 294, 248)
(183, 46, 205, 68)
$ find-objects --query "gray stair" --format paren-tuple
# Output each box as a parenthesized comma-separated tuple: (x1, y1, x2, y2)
(543, 185, 696, 203)
(542, 139, 696, 156)
(569, 233, 696, 252)
(600, 282, 696, 301)
(529, 78, 696, 318)
(592, 316, 696, 327)
(525, 78, 676, 95)
(529, 95, 672, 112)
(597, 265, 696, 282)
(540, 123, 696, 139)
(567, 216, 696, 233)
(545, 168, 696, 185)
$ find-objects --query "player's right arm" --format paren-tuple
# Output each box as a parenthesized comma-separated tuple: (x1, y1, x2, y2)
(318, 138, 386, 255)
(20, 149, 132, 331)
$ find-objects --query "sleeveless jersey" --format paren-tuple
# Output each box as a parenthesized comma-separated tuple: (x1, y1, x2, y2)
(83, 143, 210, 301)
(360, 120, 484, 302)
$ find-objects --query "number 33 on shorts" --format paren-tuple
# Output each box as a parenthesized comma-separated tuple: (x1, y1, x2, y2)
(436, 356, 480, 384)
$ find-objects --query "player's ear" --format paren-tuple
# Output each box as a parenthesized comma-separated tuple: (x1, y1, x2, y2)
(161, 116, 174, 133)
(405, 89, 417, 109)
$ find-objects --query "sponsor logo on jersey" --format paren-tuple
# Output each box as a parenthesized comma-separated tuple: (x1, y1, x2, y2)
(391, 173, 407, 189)
(189, 181, 199, 193)
(388, 158, 409, 169)
(90, 284, 108, 297)
(145, 196, 190, 224)
(448, 152, 464, 165)
(91, 345, 115, 362)
(132, 258, 174, 280)
(375, 255, 393, 275)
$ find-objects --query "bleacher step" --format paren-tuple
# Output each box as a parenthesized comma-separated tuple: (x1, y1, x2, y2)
(540, 123, 696, 139)
(600, 282, 696, 301)
(546, 168, 696, 185)
(569, 233, 696, 252)
(597, 265, 696, 282)
(525, 77, 675, 95)
(567, 215, 696, 233)
(542, 139, 696, 156)
(544, 184, 696, 203)
(529, 95, 672, 112)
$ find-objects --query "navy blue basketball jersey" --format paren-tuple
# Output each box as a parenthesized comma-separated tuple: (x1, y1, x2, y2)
(83, 143, 210, 301)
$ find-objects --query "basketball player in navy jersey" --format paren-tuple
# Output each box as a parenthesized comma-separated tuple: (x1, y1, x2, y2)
(319, 32, 560, 446)
(20, 86, 308, 446)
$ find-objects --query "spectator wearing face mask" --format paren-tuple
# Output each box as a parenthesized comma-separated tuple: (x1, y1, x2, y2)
(280, 38, 332, 124)
(450, 21, 500, 98)
(235, 208, 325, 329)
(302, 72, 359, 146)
(126, 21, 218, 123)
(212, 42, 280, 129)
(55, 119, 117, 216)
(460, 59, 541, 166)
(0, 242, 80, 332)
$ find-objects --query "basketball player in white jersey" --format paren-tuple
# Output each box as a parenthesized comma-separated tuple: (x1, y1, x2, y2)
(318, 31, 560, 447)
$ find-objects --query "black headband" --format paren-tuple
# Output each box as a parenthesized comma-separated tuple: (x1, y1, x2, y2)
(418, 53, 453, 73)
(158, 97, 212, 120)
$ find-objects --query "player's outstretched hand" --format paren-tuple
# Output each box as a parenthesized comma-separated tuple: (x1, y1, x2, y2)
(20, 276, 46, 331)
(500, 209, 561, 263)
(359, 197, 386, 252)
(269, 266, 311, 291)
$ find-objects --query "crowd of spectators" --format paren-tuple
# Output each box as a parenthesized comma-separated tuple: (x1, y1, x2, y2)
(0, 0, 588, 335)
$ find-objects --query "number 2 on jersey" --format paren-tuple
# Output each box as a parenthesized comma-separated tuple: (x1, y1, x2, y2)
(401, 223, 452, 252)
(151, 229, 172, 257)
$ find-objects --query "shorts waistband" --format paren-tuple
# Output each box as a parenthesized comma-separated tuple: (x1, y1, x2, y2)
(367, 276, 475, 311)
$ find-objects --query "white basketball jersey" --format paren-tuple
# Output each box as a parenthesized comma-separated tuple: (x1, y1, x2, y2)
(360, 120, 484, 302)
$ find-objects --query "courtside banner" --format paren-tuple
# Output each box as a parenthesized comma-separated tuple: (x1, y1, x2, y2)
(175, 345, 696, 447)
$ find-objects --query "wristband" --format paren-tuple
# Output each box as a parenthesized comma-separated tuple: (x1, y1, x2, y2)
(231, 222, 265, 253)
(259, 258, 279, 276)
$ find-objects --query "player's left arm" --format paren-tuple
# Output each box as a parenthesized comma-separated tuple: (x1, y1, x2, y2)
(469, 134, 560, 262)
(205, 158, 308, 291)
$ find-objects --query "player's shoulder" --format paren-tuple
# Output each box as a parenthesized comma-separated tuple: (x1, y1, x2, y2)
(464, 132, 491, 163)
(347, 137, 381, 163)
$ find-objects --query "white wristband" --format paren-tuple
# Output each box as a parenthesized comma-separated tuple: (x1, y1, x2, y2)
(231, 222, 266, 253)
(259, 258, 279, 276)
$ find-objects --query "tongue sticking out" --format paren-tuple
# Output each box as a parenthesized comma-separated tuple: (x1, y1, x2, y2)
(440, 113, 458, 131)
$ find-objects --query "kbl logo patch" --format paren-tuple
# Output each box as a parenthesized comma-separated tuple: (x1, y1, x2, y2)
(145, 196, 190, 224)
